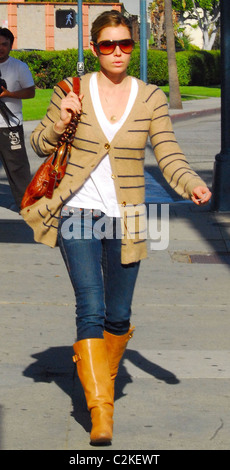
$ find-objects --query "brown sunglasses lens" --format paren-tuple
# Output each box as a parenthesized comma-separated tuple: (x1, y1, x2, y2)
(97, 39, 134, 55)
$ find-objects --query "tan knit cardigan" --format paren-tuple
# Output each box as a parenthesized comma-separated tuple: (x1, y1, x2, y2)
(21, 73, 206, 264)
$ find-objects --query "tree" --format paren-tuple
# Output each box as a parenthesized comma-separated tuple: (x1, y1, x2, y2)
(149, 1, 187, 50)
(164, 0, 182, 108)
(149, 0, 166, 49)
(172, 0, 220, 50)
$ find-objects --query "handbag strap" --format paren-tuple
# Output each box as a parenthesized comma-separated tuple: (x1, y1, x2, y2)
(57, 77, 80, 96)
(72, 76, 81, 95)
(0, 99, 20, 127)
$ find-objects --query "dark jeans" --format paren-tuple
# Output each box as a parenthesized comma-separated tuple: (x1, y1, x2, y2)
(57, 208, 140, 341)
(0, 124, 31, 208)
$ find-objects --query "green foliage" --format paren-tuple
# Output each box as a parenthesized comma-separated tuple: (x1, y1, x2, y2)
(11, 49, 99, 88)
(129, 48, 220, 86)
(172, 0, 219, 11)
(10, 48, 220, 88)
(147, 49, 169, 85)
(176, 49, 220, 85)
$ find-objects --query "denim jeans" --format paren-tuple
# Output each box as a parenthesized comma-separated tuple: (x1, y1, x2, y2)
(57, 208, 140, 341)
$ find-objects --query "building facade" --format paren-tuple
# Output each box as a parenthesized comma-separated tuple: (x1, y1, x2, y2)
(0, 2, 122, 50)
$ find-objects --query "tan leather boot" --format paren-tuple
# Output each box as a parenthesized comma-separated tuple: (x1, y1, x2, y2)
(104, 326, 135, 393)
(73, 338, 114, 445)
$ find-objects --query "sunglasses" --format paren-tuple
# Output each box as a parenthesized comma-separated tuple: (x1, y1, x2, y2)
(93, 39, 135, 55)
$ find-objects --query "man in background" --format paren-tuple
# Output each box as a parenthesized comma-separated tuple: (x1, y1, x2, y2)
(0, 27, 35, 211)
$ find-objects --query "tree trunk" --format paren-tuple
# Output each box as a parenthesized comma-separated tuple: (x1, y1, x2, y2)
(164, 0, 182, 109)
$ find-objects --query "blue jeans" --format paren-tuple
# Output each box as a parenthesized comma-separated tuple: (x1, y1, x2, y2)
(57, 208, 140, 341)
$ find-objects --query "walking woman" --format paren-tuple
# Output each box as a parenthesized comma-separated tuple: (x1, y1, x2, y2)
(21, 10, 211, 445)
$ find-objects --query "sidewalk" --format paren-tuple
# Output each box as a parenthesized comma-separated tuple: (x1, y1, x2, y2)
(169, 96, 221, 121)
(1, 97, 230, 452)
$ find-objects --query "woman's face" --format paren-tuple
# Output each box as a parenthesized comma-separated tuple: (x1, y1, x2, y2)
(91, 25, 133, 78)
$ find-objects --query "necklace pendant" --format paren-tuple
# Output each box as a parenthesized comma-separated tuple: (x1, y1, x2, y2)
(110, 115, 116, 122)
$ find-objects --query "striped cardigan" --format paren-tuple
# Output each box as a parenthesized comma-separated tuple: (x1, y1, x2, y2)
(21, 73, 206, 264)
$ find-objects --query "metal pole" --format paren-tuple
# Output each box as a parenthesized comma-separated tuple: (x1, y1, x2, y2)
(140, 0, 147, 82)
(77, 0, 84, 76)
(211, 0, 230, 211)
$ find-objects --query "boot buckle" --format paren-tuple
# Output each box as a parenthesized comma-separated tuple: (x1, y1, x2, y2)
(72, 353, 81, 363)
(128, 326, 135, 339)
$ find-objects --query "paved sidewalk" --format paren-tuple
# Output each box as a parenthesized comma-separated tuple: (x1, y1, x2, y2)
(169, 96, 221, 121)
(1, 97, 230, 452)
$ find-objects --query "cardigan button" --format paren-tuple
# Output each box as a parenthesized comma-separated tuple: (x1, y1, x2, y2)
(111, 174, 116, 179)
(104, 143, 110, 150)
(121, 201, 126, 207)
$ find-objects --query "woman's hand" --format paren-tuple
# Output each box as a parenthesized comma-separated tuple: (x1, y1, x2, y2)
(54, 91, 84, 133)
(191, 186, 212, 205)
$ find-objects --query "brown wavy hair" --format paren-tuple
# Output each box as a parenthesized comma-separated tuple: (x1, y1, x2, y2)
(91, 10, 132, 43)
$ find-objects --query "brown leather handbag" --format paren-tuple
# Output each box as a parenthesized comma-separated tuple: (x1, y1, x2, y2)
(21, 77, 80, 210)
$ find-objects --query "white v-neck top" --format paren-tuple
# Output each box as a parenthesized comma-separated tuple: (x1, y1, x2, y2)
(67, 72, 138, 217)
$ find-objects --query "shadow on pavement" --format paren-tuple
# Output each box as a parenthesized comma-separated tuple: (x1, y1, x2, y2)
(23, 346, 179, 435)
(0, 219, 35, 243)
(0, 182, 15, 210)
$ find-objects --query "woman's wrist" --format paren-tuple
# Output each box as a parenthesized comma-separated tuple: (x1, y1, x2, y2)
(54, 120, 67, 134)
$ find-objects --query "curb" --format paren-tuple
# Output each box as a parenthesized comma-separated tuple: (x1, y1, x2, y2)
(170, 106, 221, 122)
